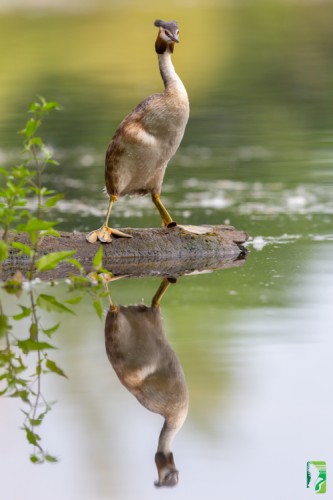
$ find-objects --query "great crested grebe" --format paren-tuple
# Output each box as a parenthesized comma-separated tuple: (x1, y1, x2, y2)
(87, 19, 189, 243)
(105, 278, 189, 487)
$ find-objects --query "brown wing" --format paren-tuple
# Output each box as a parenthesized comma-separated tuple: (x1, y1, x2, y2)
(104, 94, 163, 195)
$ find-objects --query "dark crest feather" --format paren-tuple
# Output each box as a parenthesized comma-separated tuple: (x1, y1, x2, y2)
(154, 19, 179, 31)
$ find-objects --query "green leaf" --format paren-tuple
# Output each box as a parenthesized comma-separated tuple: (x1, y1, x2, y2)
(0, 240, 8, 262)
(93, 246, 103, 270)
(11, 389, 30, 402)
(44, 101, 60, 111)
(0, 167, 9, 177)
(45, 359, 68, 378)
(17, 339, 55, 354)
(36, 95, 47, 107)
(44, 454, 58, 463)
(65, 295, 82, 305)
(65, 257, 83, 272)
(36, 250, 76, 272)
(37, 294, 75, 315)
(29, 418, 42, 427)
(11, 241, 34, 257)
(93, 300, 103, 320)
(0, 314, 11, 338)
(45, 193, 64, 208)
(40, 228, 60, 238)
(30, 455, 41, 464)
(29, 101, 41, 112)
(24, 118, 41, 138)
(24, 426, 41, 446)
(17, 218, 56, 233)
(29, 322, 38, 340)
(15, 356, 27, 373)
(45, 158, 60, 166)
(2, 278, 23, 294)
(28, 136, 43, 147)
(42, 322, 60, 337)
(13, 305, 31, 320)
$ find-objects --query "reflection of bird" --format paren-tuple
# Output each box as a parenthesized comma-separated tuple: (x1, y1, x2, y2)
(87, 19, 189, 243)
(105, 278, 189, 487)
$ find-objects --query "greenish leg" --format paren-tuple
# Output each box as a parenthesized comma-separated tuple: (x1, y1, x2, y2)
(104, 194, 117, 227)
(86, 194, 132, 243)
(152, 193, 177, 227)
(151, 278, 176, 308)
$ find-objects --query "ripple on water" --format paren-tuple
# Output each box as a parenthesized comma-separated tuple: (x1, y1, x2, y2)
(175, 180, 333, 217)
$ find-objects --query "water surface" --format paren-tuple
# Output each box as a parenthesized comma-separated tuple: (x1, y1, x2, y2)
(1, 2, 333, 499)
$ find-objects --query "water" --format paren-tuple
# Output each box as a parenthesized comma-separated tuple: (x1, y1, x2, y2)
(1, 2, 333, 499)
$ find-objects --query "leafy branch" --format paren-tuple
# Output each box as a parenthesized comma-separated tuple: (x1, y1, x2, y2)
(0, 97, 71, 463)
(0, 97, 113, 464)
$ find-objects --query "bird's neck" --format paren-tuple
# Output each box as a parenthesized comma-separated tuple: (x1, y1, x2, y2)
(157, 407, 188, 454)
(157, 420, 180, 454)
(158, 49, 187, 97)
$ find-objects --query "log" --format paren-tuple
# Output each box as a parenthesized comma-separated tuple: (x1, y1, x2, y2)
(1, 225, 248, 280)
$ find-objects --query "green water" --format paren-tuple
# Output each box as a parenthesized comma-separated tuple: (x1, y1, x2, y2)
(1, 2, 333, 499)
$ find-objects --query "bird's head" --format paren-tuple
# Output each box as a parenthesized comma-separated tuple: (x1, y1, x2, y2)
(154, 19, 180, 54)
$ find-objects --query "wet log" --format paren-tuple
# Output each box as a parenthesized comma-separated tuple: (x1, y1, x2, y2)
(1, 225, 248, 280)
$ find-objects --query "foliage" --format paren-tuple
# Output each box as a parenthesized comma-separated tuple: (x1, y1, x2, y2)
(0, 97, 112, 464)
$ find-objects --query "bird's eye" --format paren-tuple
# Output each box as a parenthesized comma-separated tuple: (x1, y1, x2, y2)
(165, 30, 172, 39)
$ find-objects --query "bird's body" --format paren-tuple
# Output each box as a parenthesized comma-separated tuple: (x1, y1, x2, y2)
(105, 304, 188, 425)
(106, 78, 189, 197)
(105, 278, 189, 487)
(87, 19, 189, 243)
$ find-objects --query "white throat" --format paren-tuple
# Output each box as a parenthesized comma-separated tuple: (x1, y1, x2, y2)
(158, 50, 187, 97)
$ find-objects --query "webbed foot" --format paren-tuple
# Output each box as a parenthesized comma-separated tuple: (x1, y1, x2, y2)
(177, 224, 214, 235)
(86, 225, 132, 243)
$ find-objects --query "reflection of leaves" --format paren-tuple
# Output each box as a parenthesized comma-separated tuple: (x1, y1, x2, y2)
(44, 454, 58, 463)
(2, 277, 23, 295)
(0, 314, 11, 337)
(46, 359, 68, 379)
(36, 250, 76, 271)
(42, 323, 60, 337)
(0, 96, 68, 466)
(93, 246, 103, 270)
(37, 294, 75, 315)
(10, 390, 30, 402)
(13, 305, 31, 320)
(93, 300, 103, 320)
(17, 339, 55, 354)
(23, 425, 41, 446)
(65, 295, 82, 305)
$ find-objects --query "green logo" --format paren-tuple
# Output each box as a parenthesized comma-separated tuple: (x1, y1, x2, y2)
(307, 461, 326, 494)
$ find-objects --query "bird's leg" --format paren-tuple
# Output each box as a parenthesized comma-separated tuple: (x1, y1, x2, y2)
(151, 277, 177, 308)
(152, 193, 177, 228)
(86, 195, 132, 243)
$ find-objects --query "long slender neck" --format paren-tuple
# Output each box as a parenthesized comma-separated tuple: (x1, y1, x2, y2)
(157, 420, 180, 454)
(157, 400, 188, 453)
(157, 49, 187, 96)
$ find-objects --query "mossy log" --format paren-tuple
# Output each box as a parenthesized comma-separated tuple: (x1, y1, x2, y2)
(1, 225, 248, 280)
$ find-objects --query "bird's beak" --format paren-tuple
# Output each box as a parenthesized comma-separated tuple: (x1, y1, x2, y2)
(170, 34, 180, 43)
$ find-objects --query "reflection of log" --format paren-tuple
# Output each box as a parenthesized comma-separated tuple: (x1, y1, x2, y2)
(2, 225, 248, 279)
